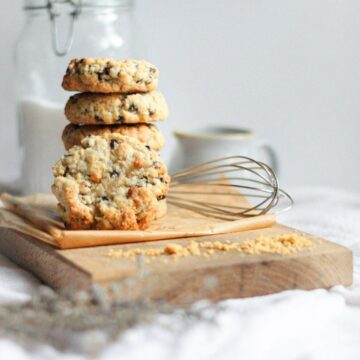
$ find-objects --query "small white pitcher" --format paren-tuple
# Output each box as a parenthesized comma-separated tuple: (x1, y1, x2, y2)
(169, 126, 278, 175)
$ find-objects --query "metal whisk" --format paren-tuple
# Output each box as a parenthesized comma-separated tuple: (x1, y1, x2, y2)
(168, 156, 293, 220)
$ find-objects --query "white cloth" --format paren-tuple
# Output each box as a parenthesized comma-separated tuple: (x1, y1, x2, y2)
(0, 187, 360, 360)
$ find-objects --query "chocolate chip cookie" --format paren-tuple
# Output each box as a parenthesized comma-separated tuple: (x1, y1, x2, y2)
(62, 58, 159, 93)
(52, 134, 170, 230)
(64, 91, 168, 125)
(62, 123, 165, 151)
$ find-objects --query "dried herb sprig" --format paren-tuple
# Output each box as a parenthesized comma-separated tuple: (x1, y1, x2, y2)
(0, 268, 222, 356)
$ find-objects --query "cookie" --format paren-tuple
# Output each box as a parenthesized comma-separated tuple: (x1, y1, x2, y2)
(62, 58, 159, 93)
(62, 123, 165, 151)
(64, 91, 168, 125)
(52, 134, 170, 230)
(156, 198, 167, 219)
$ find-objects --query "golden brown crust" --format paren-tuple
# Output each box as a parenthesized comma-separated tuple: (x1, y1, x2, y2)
(156, 199, 167, 219)
(64, 91, 168, 125)
(62, 58, 159, 93)
(62, 123, 165, 151)
(52, 135, 170, 230)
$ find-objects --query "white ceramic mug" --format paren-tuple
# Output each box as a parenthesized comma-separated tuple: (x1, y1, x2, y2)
(169, 126, 278, 175)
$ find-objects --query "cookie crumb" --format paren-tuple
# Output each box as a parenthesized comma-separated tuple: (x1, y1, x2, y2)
(164, 243, 184, 255)
(106, 233, 313, 262)
(188, 241, 201, 256)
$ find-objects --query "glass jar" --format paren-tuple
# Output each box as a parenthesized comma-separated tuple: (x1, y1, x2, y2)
(15, 0, 136, 194)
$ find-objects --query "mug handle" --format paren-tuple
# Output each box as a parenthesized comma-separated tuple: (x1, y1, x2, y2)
(257, 141, 278, 175)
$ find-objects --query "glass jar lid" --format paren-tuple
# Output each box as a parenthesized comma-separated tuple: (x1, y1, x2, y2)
(24, 0, 134, 56)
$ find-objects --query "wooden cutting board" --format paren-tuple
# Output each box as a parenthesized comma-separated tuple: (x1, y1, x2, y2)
(0, 224, 352, 305)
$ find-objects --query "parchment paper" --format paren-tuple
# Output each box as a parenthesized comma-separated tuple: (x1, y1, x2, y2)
(0, 184, 275, 249)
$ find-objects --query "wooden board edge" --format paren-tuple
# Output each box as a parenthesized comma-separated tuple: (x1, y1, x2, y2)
(0, 228, 92, 290)
(0, 224, 353, 305)
(91, 244, 353, 306)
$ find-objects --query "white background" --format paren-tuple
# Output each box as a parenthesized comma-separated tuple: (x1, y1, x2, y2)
(1, 0, 360, 190)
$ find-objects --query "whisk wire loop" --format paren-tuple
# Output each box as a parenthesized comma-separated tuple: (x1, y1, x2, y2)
(169, 156, 292, 219)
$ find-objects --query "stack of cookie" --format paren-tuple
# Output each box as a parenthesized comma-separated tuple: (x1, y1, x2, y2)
(51, 58, 170, 231)
(62, 58, 168, 152)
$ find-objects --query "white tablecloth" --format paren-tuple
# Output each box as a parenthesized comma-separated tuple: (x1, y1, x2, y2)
(0, 187, 360, 360)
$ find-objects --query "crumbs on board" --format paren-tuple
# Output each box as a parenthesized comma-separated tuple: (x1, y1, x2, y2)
(106, 233, 314, 261)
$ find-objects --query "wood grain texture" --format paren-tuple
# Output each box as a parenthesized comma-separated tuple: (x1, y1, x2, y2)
(0, 224, 353, 305)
